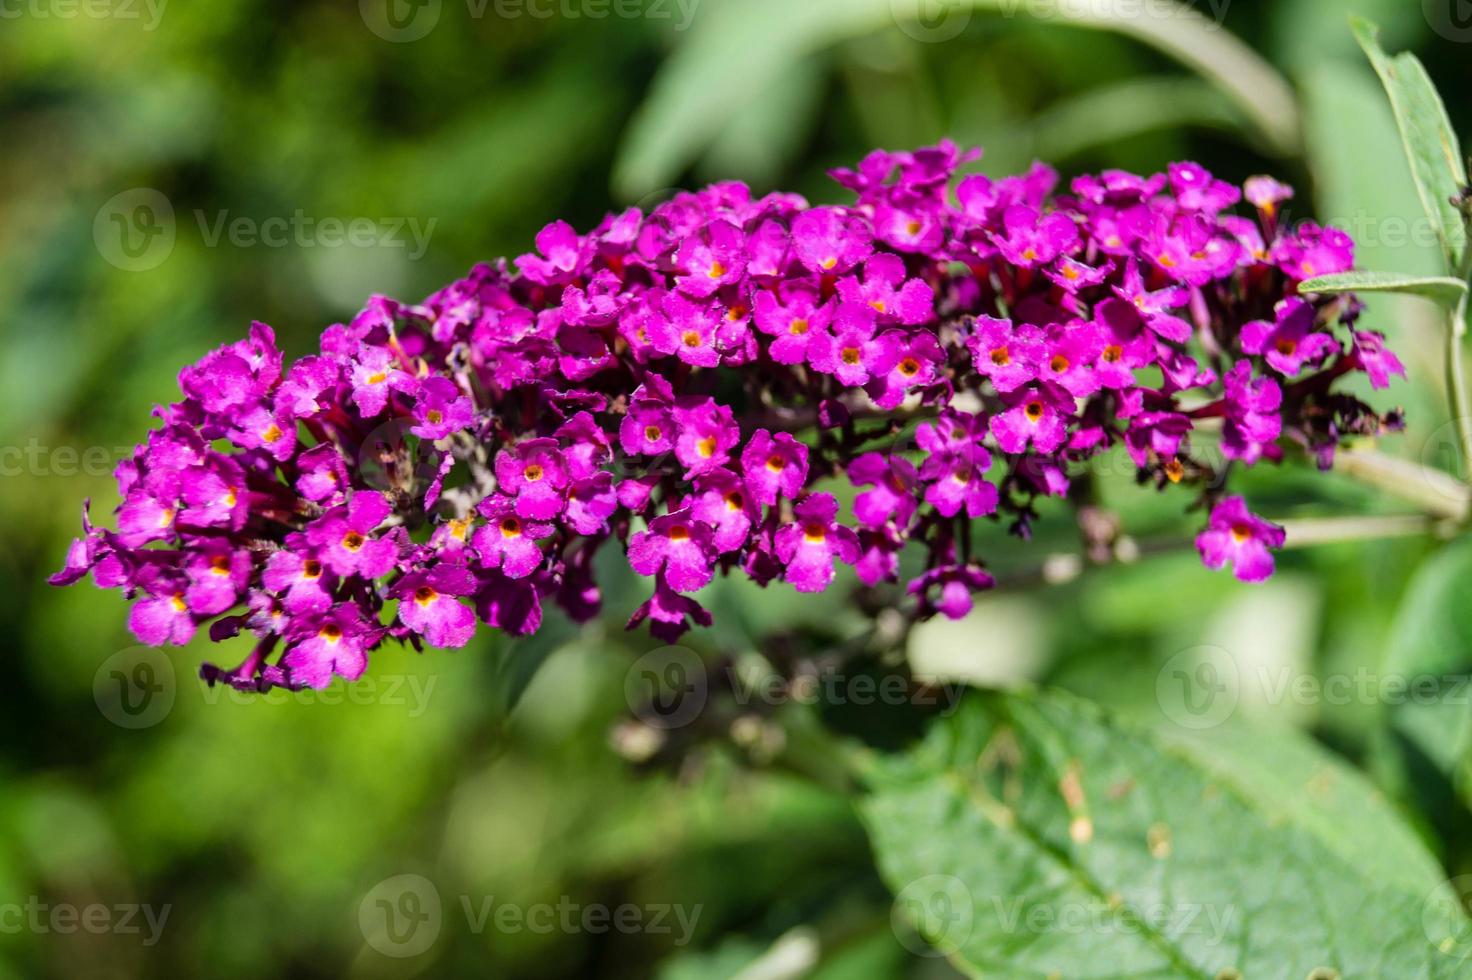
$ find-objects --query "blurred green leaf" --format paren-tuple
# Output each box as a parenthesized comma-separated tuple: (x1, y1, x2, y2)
(862, 690, 1464, 975)
(1300, 271, 1469, 309)
(614, 0, 1299, 198)
(1384, 538, 1472, 811)
(1351, 17, 1468, 271)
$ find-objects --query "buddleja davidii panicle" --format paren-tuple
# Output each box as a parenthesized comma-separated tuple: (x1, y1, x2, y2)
(52, 142, 1405, 691)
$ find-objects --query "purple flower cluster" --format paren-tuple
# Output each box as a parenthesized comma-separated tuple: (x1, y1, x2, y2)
(53, 143, 1404, 690)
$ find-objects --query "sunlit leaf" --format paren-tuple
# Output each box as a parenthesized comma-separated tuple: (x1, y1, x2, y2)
(1300, 271, 1469, 309)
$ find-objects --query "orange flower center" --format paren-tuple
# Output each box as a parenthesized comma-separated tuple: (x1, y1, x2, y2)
(840, 347, 861, 366)
(990, 347, 1010, 367)
(414, 586, 438, 606)
(1049, 355, 1070, 373)
(788, 318, 809, 336)
(766, 454, 786, 473)
(263, 423, 284, 444)
(803, 523, 826, 543)
(1102, 344, 1123, 363)
(342, 532, 365, 552)
(644, 425, 662, 442)
(681, 330, 702, 348)
(667, 525, 691, 542)
(523, 463, 544, 482)
(696, 436, 717, 459)
(1024, 401, 1045, 422)
(898, 358, 921, 378)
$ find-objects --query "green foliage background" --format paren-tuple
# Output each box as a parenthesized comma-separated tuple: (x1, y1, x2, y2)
(2, 0, 1471, 976)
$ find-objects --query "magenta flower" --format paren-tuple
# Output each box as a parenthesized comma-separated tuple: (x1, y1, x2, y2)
(1196, 496, 1286, 583)
(775, 494, 860, 593)
(411, 376, 476, 440)
(753, 285, 833, 365)
(306, 492, 399, 579)
(473, 496, 552, 579)
(1241, 297, 1339, 376)
(967, 316, 1042, 394)
(1221, 362, 1283, 464)
(908, 564, 995, 620)
(516, 219, 584, 285)
(1036, 323, 1103, 398)
(792, 206, 873, 275)
(993, 205, 1078, 267)
(675, 220, 747, 298)
(279, 604, 381, 689)
(836, 254, 934, 325)
(690, 469, 757, 553)
(495, 438, 570, 520)
(628, 509, 716, 593)
(626, 574, 713, 643)
(1352, 331, 1407, 390)
(848, 452, 919, 529)
(651, 292, 723, 368)
(917, 412, 998, 518)
(741, 429, 809, 506)
(868, 330, 944, 410)
(809, 304, 883, 387)
(129, 573, 197, 646)
(673, 399, 739, 479)
(348, 346, 413, 418)
(990, 385, 1073, 455)
(394, 565, 479, 648)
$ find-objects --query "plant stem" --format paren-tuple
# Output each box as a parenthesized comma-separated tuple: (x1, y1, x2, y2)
(1003, 512, 1450, 589)
(1449, 246, 1472, 501)
(1331, 446, 1470, 522)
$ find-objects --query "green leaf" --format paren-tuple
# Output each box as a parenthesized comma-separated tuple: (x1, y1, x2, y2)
(1384, 538, 1472, 808)
(614, 0, 1299, 199)
(861, 690, 1467, 976)
(1300, 271, 1469, 309)
(1351, 17, 1469, 270)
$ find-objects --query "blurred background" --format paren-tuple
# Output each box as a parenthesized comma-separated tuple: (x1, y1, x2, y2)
(4, 0, 1472, 976)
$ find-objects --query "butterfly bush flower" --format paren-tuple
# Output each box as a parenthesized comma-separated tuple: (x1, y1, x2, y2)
(54, 143, 1403, 689)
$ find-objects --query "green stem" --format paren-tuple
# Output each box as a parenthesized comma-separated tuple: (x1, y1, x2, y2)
(1450, 245, 1472, 504)
(1331, 447, 1470, 523)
